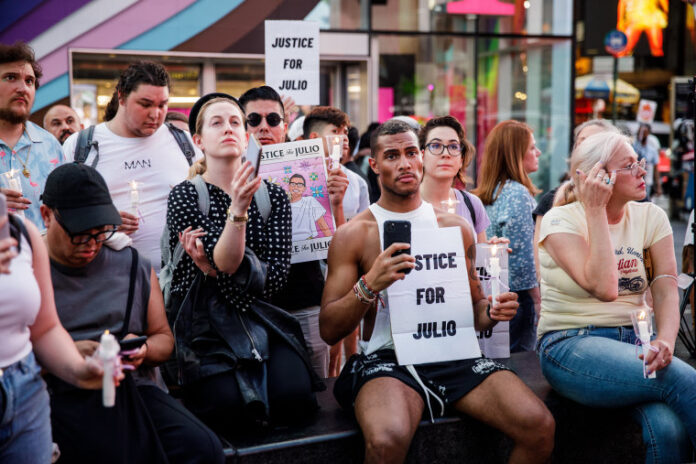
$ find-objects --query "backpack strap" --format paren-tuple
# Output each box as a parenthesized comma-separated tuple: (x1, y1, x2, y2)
(118, 247, 139, 337)
(74, 125, 99, 167)
(254, 181, 271, 224)
(9, 213, 31, 253)
(166, 122, 196, 166)
(190, 175, 210, 215)
(458, 189, 477, 229)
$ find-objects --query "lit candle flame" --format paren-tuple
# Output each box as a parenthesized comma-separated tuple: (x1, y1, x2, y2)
(491, 244, 498, 256)
(129, 180, 138, 190)
(638, 310, 646, 321)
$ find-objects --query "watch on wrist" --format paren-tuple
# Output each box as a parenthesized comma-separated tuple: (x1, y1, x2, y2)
(227, 208, 248, 224)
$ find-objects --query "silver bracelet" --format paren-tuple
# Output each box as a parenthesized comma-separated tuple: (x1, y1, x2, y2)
(649, 274, 678, 286)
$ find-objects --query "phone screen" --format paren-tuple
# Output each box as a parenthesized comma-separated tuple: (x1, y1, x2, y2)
(383, 220, 412, 274)
(244, 134, 263, 178)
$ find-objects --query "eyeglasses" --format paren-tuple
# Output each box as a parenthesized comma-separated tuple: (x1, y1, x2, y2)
(425, 141, 462, 157)
(53, 211, 118, 245)
(612, 159, 647, 177)
(247, 112, 283, 128)
(288, 182, 305, 187)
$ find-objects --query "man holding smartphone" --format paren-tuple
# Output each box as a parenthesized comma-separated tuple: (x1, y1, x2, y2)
(41, 163, 223, 463)
(320, 119, 555, 464)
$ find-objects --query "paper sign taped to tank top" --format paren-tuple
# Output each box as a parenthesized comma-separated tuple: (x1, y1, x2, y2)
(388, 226, 481, 365)
(258, 138, 336, 263)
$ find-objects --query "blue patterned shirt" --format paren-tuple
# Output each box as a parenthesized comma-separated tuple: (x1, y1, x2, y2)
(0, 122, 64, 230)
(485, 180, 538, 291)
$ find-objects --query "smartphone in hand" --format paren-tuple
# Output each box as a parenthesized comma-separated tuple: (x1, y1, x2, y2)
(119, 336, 147, 353)
(383, 220, 412, 274)
(243, 133, 263, 179)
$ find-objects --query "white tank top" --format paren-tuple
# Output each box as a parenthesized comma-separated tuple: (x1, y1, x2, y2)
(0, 226, 41, 367)
(363, 201, 439, 355)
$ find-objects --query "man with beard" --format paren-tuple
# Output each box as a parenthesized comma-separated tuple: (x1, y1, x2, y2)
(43, 104, 83, 144)
(0, 42, 64, 229)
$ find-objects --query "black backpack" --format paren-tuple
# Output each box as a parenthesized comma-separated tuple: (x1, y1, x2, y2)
(73, 122, 196, 167)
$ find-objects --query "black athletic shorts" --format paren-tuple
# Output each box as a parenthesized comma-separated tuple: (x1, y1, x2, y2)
(333, 349, 511, 416)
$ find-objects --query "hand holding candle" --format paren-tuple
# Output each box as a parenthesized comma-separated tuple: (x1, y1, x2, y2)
(326, 135, 344, 171)
(98, 330, 120, 407)
(632, 310, 656, 379)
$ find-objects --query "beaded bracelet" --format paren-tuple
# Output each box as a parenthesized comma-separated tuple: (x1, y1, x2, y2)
(353, 283, 374, 304)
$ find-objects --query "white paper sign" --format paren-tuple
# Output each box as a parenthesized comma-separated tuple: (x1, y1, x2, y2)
(636, 99, 657, 124)
(258, 139, 335, 263)
(388, 227, 482, 365)
(265, 20, 320, 105)
(475, 243, 511, 359)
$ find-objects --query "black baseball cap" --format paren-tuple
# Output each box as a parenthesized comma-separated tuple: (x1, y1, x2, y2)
(188, 92, 245, 134)
(41, 163, 122, 234)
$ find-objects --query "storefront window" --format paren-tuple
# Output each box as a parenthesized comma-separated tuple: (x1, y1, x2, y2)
(216, 63, 265, 99)
(305, 0, 369, 30)
(476, 37, 572, 192)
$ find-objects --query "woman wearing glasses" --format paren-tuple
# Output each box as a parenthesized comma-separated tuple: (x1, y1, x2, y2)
(538, 131, 696, 462)
(419, 116, 491, 243)
(473, 121, 541, 352)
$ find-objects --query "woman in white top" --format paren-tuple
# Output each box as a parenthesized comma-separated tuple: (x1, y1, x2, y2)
(0, 214, 113, 463)
(537, 131, 696, 462)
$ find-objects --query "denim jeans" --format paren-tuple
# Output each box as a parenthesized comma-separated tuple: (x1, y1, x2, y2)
(0, 351, 52, 464)
(538, 326, 696, 464)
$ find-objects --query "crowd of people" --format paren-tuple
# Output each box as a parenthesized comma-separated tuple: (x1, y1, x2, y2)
(1, 41, 694, 464)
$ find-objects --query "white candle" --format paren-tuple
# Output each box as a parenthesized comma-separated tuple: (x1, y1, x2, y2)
(488, 246, 500, 304)
(4, 170, 22, 193)
(129, 181, 140, 215)
(330, 143, 341, 171)
(98, 330, 120, 407)
(637, 319, 656, 379)
(441, 197, 457, 214)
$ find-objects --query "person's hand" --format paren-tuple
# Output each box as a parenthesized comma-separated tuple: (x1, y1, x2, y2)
(74, 340, 100, 359)
(487, 236, 512, 254)
(327, 168, 349, 209)
(179, 227, 217, 277)
(488, 292, 519, 321)
(576, 162, 616, 210)
(73, 355, 124, 390)
(642, 338, 673, 374)
(0, 188, 30, 211)
(281, 95, 298, 121)
(363, 243, 415, 292)
(120, 333, 148, 370)
(118, 211, 139, 235)
(229, 161, 261, 217)
(0, 218, 18, 274)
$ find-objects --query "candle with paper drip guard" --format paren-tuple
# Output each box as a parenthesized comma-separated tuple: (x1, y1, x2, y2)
(441, 197, 459, 214)
(129, 180, 140, 216)
(3, 169, 22, 193)
(633, 310, 656, 379)
(98, 330, 120, 407)
(488, 245, 501, 303)
(326, 135, 342, 170)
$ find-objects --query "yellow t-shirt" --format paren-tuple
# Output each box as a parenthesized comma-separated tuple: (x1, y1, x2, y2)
(537, 201, 672, 337)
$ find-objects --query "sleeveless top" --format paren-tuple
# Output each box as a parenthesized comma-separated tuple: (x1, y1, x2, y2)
(363, 201, 439, 355)
(0, 227, 40, 367)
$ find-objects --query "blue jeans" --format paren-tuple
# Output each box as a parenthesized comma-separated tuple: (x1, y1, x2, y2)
(0, 352, 52, 464)
(538, 326, 696, 464)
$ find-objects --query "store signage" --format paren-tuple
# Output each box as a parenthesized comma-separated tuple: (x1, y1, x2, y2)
(636, 99, 657, 124)
(604, 30, 627, 57)
(265, 20, 320, 105)
(388, 227, 481, 365)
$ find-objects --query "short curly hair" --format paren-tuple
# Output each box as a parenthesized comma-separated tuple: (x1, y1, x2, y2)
(0, 42, 42, 89)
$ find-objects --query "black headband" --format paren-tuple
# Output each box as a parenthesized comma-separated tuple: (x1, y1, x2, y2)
(188, 92, 245, 134)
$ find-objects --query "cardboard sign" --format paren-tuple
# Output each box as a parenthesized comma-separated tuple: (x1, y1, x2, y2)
(636, 99, 657, 124)
(265, 20, 320, 105)
(258, 139, 335, 263)
(475, 243, 511, 359)
(388, 227, 482, 365)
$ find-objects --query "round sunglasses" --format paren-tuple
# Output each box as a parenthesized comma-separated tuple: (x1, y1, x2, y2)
(247, 112, 284, 128)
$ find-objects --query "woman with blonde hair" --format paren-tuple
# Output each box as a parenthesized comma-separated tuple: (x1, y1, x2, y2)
(165, 93, 322, 431)
(474, 120, 541, 352)
(538, 130, 695, 462)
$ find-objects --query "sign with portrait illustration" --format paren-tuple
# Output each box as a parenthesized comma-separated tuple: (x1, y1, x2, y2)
(258, 138, 335, 263)
(264, 20, 320, 105)
(388, 227, 481, 365)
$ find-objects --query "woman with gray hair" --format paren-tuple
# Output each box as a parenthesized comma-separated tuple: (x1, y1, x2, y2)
(537, 130, 696, 462)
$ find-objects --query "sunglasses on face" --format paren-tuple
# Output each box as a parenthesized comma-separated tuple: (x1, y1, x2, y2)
(247, 112, 283, 127)
(425, 141, 463, 157)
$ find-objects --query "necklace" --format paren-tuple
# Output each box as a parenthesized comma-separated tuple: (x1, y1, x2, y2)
(13, 125, 32, 177)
